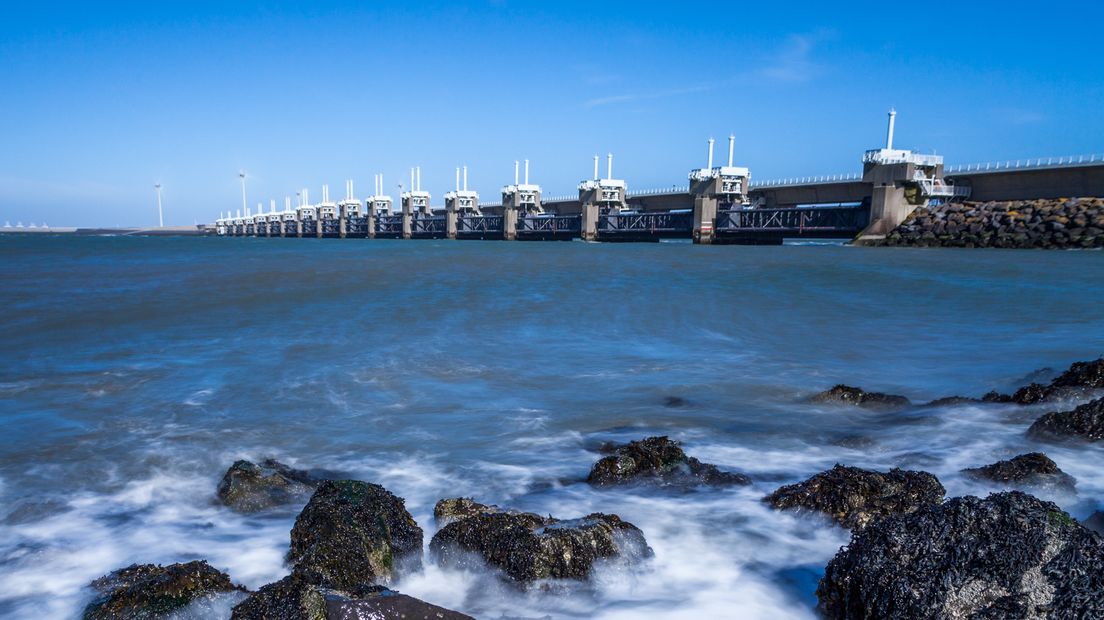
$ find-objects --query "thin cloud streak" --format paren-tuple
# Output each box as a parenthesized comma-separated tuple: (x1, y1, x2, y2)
(584, 85, 714, 109)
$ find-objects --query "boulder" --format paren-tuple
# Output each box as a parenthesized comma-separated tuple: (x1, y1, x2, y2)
(810, 385, 911, 411)
(817, 491, 1104, 619)
(433, 497, 518, 526)
(217, 459, 321, 513)
(288, 480, 423, 589)
(962, 452, 1076, 491)
(231, 573, 472, 620)
(586, 436, 750, 488)
(1008, 358, 1104, 404)
(430, 507, 652, 583)
(1027, 397, 1104, 442)
(1011, 382, 1048, 404)
(764, 464, 945, 530)
(83, 560, 244, 620)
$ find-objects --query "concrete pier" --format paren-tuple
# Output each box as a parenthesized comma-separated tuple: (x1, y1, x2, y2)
(501, 159, 541, 241)
(689, 136, 751, 244)
(578, 154, 626, 241)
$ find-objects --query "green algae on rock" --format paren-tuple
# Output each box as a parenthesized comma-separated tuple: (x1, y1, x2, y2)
(764, 464, 945, 530)
(586, 436, 750, 488)
(287, 480, 423, 589)
(83, 560, 244, 620)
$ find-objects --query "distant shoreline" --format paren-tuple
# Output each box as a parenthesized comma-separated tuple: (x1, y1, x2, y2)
(0, 226, 210, 236)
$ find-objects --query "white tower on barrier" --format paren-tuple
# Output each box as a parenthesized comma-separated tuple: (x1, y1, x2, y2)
(577, 153, 627, 241)
(502, 159, 542, 215)
(401, 167, 431, 216)
(444, 166, 480, 215)
(239, 171, 247, 215)
(369, 174, 392, 215)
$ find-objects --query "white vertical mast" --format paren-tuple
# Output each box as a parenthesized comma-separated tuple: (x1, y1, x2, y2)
(707, 138, 715, 170)
(728, 134, 735, 167)
(524, 159, 529, 185)
(155, 183, 163, 227)
(514, 160, 519, 185)
(463, 166, 468, 191)
(886, 108, 897, 150)
(593, 154, 599, 180)
(607, 153, 613, 180)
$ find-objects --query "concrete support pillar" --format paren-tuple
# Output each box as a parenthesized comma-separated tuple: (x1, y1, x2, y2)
(316, 218, 323, 239)
(581, 203, 599, 241)
(402, 207, 412, 239)
(864, 184, 912, 236)
(297, 220, 304, 238)
(367, 209, 377, 239)
(692, 196, 718, 244)
(339, 216, 347, 239)
(503, 208, 518, 241)
(279, 220, 286, 237)
(446, 206, 458, 240)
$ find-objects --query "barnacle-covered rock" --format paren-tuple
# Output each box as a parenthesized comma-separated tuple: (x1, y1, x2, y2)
(586, 436, 750, 488)
(962, 452, 1076, 491)
(83, 560, 245, 620)
(764, 464, 945, 530)
(810, 385, 911, 411)
(1027, 397, 1104, 442)
(217, 459, 322, 513)
(230, 573, 472, 620)
(288, 480, 423, 589)
(430, 506, 651, 583)
(817, 491, 1104, 619)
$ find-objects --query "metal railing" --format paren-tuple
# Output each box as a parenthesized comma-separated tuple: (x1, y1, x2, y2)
(945, 154, 1104, 174)
(750, 173, 863, 189)
(541, 194, 577, 203)
(627, 186, 687, 197)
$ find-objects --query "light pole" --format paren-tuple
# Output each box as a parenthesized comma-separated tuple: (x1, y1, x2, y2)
(155, 183, 163, 227)
(239, 171, 247, 215)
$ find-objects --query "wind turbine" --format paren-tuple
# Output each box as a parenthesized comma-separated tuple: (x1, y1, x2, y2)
(155, 183, 164, 227)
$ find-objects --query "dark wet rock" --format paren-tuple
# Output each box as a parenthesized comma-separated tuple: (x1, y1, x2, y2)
(1011, 382, 1048, 405)
(586, 436, 750, 488)
(84, 560, 244, 620)
(231, 573, 472, 620)
(434, 497, 517, 525)
(662, 395, 689, 408)
(288, 480, 423, 589)
(764, 464, 945, 530)
(982, 390, 1014, 403)
(1027, 397, 1104, 442)
(1050, 358, 1104, 392)
(1084, 511, 1104, 535)
(817, 491, 1104, 619)
(430, 508, 652, 583)
(810, 385, 911, 411)
(924, 395, 982, 407)
(962, 452, 1076, 490)
(217, 459, 322, 513)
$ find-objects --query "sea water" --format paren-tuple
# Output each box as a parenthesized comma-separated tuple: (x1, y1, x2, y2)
(1, 235, 1102, 618)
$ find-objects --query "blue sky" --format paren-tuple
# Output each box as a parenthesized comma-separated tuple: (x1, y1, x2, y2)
(2, 1, 1101, 227)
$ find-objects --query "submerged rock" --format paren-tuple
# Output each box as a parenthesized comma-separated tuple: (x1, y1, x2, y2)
(924, 395, 982, 407)
(231, 573, 472, 620)
(962, 452, 1076, 490)
(586, 436, 750, 488)
(288, 480, 423, 589)
(430, 506, 652, 583)
(83, 560, 244, 620)
(982, 390, 1014, 403)
(817, 491, 1104, 619)
(217, 459, 322, 513)
(1027, 397, 1104, 442)
(810, 385, 911, 411)
(764, 464, 945, 530)
(1005, 358, 1104, 404)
